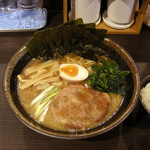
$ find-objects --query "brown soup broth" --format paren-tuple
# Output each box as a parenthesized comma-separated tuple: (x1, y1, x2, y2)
(17, 58, 124, 132)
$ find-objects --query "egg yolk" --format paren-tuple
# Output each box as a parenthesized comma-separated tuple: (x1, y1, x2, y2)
(60, 65, 78, 77)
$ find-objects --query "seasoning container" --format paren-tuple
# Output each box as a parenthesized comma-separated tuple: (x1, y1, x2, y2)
(102, 0, 138, 29)
(0, 0, 18, 30)
(69, 0, 102, 26)
(16, 0, 47, 30)
(0, 0, 47, 31)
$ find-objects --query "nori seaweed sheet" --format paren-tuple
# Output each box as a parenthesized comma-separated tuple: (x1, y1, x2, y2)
(26, 18, 115, 61)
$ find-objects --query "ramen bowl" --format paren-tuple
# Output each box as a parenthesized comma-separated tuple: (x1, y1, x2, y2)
(3, 38, 140, 139)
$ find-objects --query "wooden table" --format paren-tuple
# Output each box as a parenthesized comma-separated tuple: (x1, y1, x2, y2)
(0, 11, 150, 150)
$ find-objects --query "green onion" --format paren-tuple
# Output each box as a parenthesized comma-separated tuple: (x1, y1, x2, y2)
(34, 100, 51, 118)
(31, 85, 59, 105)
(40, 86, 60, 104)
(31, 85, 60, 118)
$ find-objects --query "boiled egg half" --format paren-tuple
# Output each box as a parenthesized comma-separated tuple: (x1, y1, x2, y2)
(59, 64, 89, 82)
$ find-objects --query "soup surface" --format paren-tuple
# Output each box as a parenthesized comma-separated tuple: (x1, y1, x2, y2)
(18, 54, 123, 132)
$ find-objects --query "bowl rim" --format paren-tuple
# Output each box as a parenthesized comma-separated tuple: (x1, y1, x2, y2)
(140, 75, 150, 88)
(139, 75, 150, 114)
(3, 38, 140, 139)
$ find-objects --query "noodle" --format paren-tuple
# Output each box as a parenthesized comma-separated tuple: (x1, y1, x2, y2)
(18, 54, 96, 90)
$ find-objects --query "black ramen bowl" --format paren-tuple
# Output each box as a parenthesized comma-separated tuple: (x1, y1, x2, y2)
(3, 38, 140, 139)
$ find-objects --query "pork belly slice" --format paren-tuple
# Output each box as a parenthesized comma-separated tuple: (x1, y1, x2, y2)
(50, 84, 111, 130)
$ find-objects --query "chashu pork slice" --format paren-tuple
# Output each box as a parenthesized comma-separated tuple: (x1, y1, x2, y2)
(50, 84, 111, 130)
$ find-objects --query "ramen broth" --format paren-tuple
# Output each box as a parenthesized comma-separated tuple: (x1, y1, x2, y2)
(18, 55, 123, 132)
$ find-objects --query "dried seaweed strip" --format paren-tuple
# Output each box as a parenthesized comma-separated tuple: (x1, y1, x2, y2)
(63, 18, 83, 25)
(26, 31, 50, 59)
(61, 26, 73, 50)
(26, 18, 113, 61)
(50, 27, 63, 48)
(81, 31, 115, 54)
(43, 30, 56, 51)
(89, 28, 107, 41)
